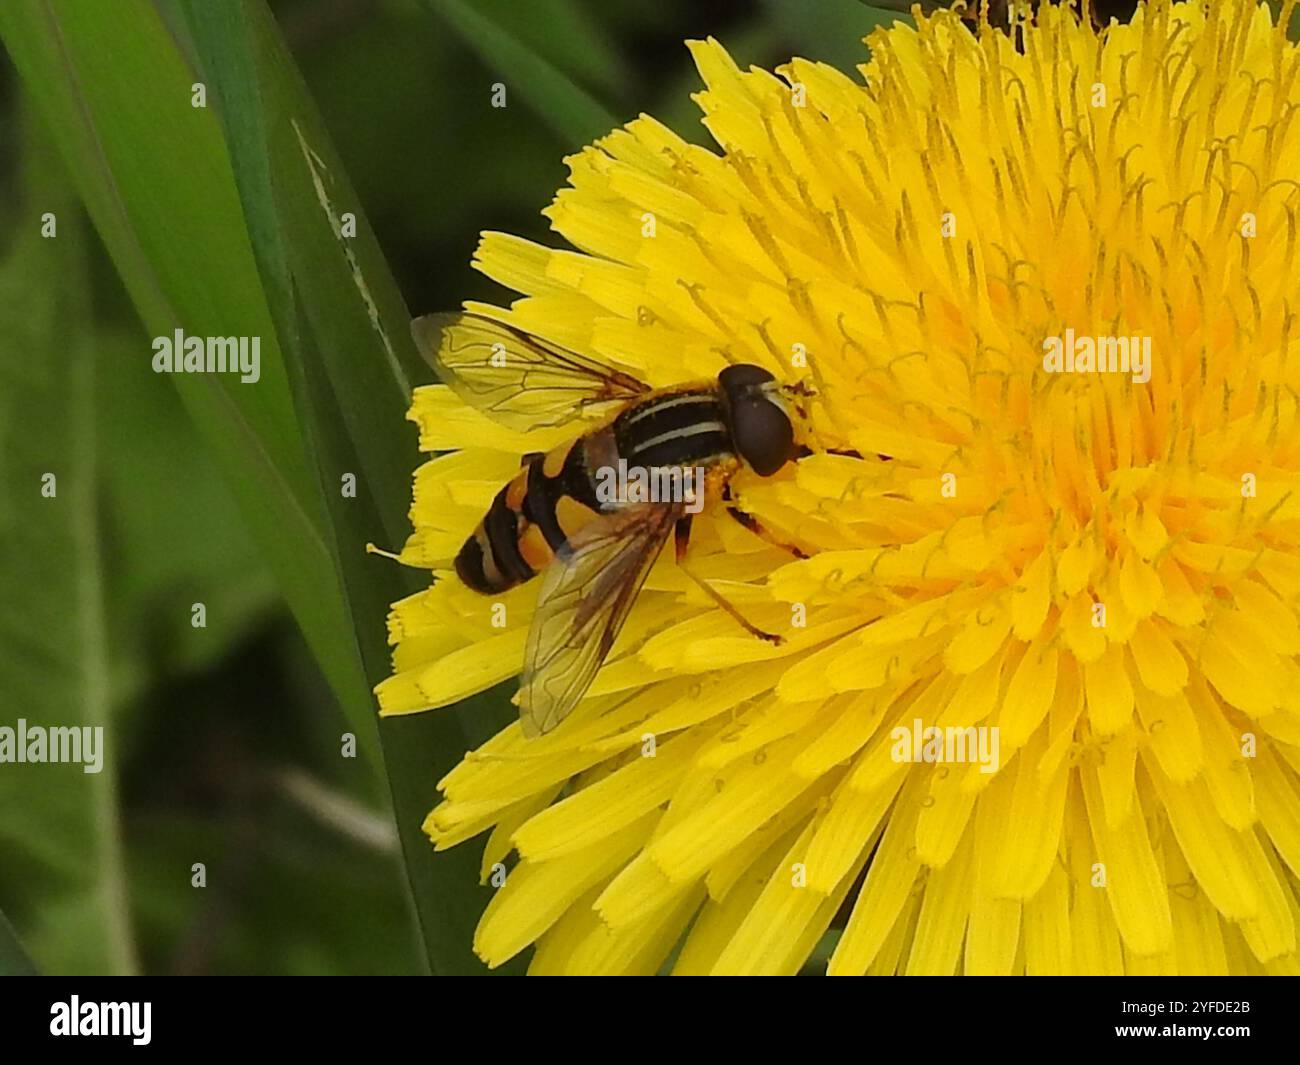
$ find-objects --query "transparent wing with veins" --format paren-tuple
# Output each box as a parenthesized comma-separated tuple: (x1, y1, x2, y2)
(519, 503, 683, 736)
(411, 312, 650, 431)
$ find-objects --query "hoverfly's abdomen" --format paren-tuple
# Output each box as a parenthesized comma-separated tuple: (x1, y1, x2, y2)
(455, 442, 604, 594)
(455, 472, 535, 594)
(454, 534, 510, 593)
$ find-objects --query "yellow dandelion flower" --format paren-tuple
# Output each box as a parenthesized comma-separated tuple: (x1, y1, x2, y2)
(378, 0, 1300, 975)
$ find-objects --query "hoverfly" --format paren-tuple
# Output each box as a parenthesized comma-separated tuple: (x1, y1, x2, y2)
(411, 312, 814, 736)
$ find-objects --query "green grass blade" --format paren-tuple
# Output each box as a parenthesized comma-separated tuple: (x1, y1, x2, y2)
(179, 0, 422, 548)
(0, 0, 378, 752)
(421, 0, 621, 145)
(472, 0, 628, 102)
(176, 0, 517, 973)
(0, 127, 136, 976)
(288, 303, 507, 974)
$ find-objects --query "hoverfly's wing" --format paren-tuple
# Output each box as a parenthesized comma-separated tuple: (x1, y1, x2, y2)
(520, 503, 683, 736)
(412, 312, 651, 431)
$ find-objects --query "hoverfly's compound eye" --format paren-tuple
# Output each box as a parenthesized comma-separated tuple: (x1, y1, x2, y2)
(718, 363, 776, 391)
(719, 363, 796, 477)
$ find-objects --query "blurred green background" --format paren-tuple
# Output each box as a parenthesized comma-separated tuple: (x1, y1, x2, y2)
(0, 0, 900, 975)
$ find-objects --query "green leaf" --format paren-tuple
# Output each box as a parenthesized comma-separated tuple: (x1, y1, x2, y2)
(421, 0, 621, 146)
(852, 0, 925, 14)
(98, 327, 279, 705)
(128, 806, 419, 975)
(0, 909, 37, 976)
(0, 0, 377, 754)
(175, 0, 518, 973)
(763, 0, 910, 69)
(0, 126, 137, 975)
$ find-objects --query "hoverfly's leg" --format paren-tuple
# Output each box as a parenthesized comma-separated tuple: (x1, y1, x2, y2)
(726, 505, 808, 559)
(673, 515, 783, 644)
(674, 515, 693, 564)
(721, 484, 809, 560)
(680, 566, 784, 645)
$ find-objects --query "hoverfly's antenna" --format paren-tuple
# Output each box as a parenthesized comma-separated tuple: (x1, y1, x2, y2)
(777, 377, 867, 461)
(776, 378, 840, 460)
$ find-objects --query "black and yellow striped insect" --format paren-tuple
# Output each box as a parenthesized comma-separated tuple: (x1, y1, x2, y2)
(412, 312, 813, 736)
